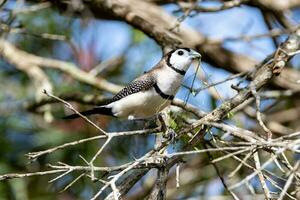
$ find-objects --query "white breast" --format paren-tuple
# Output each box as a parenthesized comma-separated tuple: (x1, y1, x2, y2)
(156, 67, 184, 95)
(106, 88, 169, 119)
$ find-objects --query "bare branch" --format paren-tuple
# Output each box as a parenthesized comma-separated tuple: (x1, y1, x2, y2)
(0, 39, 122, 94)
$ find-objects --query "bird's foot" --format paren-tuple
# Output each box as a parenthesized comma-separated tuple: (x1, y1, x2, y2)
(163, 127, 177, 143)
(155, 113, 177, 143)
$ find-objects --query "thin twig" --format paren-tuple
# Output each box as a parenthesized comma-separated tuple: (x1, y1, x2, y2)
(253, 151, 271, 199)
(43, 90, 108, 136)
(26, 127, 160, 160)
(250, 83, 272, 139)
(278, 161, 300, 200)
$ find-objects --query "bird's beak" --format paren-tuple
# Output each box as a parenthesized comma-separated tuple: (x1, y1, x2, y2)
(189, 50, 201, 59)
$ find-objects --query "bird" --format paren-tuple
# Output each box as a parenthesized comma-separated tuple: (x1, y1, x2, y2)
(63, 48, 201, 120)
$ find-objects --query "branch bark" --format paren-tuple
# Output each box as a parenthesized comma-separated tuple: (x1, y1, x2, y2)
(0, 39, 122, 94)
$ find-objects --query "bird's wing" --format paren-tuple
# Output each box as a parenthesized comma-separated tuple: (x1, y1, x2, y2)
(110, 74, 156, 103)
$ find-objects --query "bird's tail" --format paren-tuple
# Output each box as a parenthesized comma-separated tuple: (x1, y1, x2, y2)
(63, 106, 113, 119)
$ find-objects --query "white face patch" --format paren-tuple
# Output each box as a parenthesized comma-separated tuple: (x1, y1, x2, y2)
(169, 49, 194, 71)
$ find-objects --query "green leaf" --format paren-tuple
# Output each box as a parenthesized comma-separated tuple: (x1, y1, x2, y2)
(132, 29, 145, 44)
(227, 111, 234, 119)
(169, 117, 178, 130)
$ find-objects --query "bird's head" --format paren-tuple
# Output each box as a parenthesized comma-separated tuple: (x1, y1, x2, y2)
(166, 48, 201, 72)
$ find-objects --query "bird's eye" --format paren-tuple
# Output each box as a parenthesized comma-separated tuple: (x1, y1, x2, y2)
(177, 50, 184, 56)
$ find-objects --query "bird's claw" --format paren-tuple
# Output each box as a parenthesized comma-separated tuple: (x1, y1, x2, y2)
(163, 128, 177, 143)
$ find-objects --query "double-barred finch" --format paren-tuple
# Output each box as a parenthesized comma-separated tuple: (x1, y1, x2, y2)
(64, 48, 201, 120)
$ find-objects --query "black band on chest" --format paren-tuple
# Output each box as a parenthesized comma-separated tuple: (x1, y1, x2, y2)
(168, 65, 186, 75)
(153, 83, 174, 100)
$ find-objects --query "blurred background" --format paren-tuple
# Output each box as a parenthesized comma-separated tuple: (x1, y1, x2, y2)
(1, 0, 300, 199)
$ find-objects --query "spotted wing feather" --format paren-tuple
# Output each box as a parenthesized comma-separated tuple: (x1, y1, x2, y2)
(111, 75, 156, 103)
